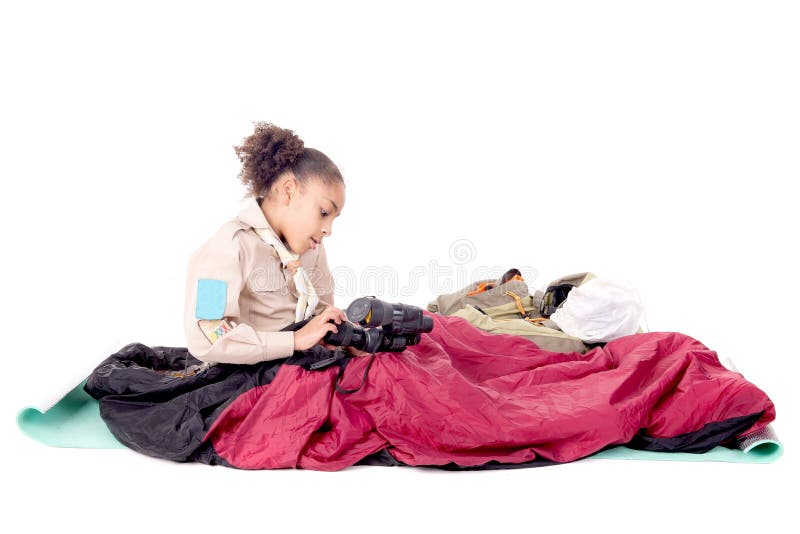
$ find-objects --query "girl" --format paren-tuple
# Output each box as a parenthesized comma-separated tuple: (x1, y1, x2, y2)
(183, 122, 365, 364)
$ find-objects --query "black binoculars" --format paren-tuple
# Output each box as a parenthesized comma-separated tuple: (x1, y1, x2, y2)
(322, 296, 434, 353)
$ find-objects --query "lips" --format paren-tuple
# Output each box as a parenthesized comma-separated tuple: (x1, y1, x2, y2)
(310, 237, 319, 249)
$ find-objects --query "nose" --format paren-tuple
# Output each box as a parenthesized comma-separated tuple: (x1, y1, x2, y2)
(322, 225, 332, 239)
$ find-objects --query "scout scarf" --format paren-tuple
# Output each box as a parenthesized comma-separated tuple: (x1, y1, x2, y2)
(252, 226, 319, 322)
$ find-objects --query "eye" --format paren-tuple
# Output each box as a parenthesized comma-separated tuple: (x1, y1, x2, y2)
(321, 209, 329, 217)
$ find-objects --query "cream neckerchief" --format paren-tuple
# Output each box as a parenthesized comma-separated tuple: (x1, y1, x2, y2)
(252, 226, 319, 323)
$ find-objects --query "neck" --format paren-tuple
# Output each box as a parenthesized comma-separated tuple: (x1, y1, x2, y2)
(258, 197, 291, 248)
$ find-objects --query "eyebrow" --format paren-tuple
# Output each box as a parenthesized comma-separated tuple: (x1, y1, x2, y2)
(325, 198, 341, 215)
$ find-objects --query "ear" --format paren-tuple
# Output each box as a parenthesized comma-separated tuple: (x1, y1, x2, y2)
(278, 173, 298, 204)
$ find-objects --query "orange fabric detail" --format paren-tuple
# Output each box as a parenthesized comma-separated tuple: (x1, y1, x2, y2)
(524, 317, 548, 325)
(504, 290, 529, 317)
(466, 274, 524, 296)
(467, 282, 495, 296)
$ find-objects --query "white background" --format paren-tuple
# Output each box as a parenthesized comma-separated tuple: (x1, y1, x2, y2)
(1, 1, 797, 532)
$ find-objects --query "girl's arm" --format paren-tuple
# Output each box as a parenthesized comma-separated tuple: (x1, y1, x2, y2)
(183, 229, 296, 365)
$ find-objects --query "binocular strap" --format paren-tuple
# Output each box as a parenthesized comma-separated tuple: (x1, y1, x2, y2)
(334, 351, 378, 395)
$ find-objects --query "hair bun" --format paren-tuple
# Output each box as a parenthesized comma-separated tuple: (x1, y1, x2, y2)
(234, 122, 305, 196)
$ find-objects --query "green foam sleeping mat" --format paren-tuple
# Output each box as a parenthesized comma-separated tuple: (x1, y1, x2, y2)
(17, 377, 783, 464)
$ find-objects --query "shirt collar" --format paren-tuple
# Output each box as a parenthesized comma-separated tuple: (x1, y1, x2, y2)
(237, 196, 274, 231)
(237, 196, 315, 259)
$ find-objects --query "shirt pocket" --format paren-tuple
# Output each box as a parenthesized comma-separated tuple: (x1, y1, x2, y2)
(246, 259, 293, 327)
(247, 260, 286, 292)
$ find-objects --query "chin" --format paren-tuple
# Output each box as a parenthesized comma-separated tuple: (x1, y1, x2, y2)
(288, 240, 305, 255)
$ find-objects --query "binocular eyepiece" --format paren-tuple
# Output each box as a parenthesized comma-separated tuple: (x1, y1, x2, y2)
(323, 297, 434, 353)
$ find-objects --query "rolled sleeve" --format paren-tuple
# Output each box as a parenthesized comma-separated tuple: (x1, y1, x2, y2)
(188, 324, 295, 365)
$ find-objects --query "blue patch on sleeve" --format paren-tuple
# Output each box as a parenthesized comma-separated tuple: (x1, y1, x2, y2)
(195, 278, 228, 320)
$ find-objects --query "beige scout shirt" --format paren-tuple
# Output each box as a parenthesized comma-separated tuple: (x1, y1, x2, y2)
(183, 197, 335, 364)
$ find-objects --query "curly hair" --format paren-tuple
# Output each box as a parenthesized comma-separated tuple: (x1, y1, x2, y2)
(233, 122, 344, 199)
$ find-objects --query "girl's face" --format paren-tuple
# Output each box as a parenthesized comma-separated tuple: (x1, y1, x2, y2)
(285, 178, 345, 255)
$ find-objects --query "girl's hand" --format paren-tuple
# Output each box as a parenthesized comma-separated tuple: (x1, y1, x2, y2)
(293, 306, 348, 351)
(318, 340, 371, 357)
(344, 345, 372, 357)
(319, 340, 339, 351)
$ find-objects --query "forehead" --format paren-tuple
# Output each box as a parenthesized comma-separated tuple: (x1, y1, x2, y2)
(308, 180, 345, 211)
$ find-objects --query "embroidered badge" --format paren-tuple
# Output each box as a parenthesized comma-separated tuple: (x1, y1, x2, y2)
(198, 319, 234, 344)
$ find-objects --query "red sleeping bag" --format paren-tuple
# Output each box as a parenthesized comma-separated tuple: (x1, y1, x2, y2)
(202, 310, 775, 470)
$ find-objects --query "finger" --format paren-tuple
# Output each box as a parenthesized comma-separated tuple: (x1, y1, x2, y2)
(327, 308, 342, 323)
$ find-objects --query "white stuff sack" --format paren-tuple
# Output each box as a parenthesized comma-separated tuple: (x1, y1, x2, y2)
(549, 277, 644, 343)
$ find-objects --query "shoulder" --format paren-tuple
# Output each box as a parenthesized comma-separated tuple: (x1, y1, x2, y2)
(218, 219, 250, 242)
(189, 219, 250, 264)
